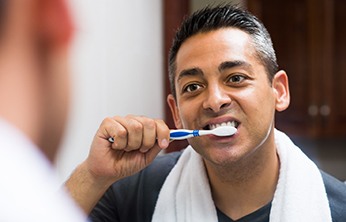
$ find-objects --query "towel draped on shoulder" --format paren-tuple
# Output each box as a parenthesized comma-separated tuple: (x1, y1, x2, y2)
(152, 129, 332, 222)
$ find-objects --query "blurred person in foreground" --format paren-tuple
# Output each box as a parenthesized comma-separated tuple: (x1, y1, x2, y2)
(65, 4, 346, 222)
(0, 0, 86, 221)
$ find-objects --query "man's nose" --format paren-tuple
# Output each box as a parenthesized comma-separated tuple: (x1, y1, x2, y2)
(202, 85, 231, 113)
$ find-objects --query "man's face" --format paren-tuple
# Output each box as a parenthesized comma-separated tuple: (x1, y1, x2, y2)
(168, 28, 287, 166)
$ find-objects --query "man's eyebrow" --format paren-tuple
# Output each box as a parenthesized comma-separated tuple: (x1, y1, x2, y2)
(177, 67, 204, 82)
(218, 60, 251, 72)
(177, 61, 251, 82)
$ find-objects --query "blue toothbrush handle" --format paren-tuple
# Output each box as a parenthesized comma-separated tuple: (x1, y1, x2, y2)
(170, 129, 200, 140)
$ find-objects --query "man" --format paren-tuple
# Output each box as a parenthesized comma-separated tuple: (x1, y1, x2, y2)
(0, 0, 86, 221)
(66, 4, 346, 221)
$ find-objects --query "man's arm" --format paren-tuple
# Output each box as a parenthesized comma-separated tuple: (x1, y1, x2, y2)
(65, 161, 115, 214)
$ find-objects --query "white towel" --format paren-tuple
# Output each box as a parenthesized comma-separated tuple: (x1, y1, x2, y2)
(152, 129, 332, 222)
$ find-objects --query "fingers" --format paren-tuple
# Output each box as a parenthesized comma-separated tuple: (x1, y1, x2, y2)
(104, 115, 170, 153)
(132, 116, 158, 153)
(155, 119, 170, 149)
(113, 116, 144, 151)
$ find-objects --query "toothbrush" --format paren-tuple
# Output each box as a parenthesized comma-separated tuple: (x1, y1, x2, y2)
(169, 125, 237, 140)
(108, 125, 237, 143)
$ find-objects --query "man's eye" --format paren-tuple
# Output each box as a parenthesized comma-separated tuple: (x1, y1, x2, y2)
(228, 75, 245, 83)
(184, 83, 202, 93)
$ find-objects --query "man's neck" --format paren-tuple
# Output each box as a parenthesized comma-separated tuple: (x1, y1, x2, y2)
(204, 142, 280, 220)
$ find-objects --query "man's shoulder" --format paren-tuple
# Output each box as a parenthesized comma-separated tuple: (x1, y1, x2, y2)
(101, 151, 183, 222)
(321, 171, 346, 221)
(114, 150, 183, 191)
(146, 150, 183, 174)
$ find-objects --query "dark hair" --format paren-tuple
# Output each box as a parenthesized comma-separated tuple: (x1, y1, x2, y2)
(168, 4, 278, 98)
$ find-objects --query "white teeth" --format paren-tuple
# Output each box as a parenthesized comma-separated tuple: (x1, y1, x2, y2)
(209, 121, 237, 130)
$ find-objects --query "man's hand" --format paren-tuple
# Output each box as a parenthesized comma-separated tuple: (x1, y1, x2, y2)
(87, 115, 170, 181)
(65, 115, 170, 214)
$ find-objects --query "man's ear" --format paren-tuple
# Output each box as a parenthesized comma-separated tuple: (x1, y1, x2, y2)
(272, 70, 290, 112)
(167, 94, 183, 129)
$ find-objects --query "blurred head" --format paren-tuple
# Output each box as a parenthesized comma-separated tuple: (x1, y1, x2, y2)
(168, 4, 278, 99)
(0, 0, 74, 161)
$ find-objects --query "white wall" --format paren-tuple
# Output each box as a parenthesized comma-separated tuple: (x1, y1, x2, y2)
(55, 0, 163, 182)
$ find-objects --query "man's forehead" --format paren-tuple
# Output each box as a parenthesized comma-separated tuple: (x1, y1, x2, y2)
(174, 28, 255, 75)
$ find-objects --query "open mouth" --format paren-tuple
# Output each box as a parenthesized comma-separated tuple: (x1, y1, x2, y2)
(203, 120, 239, 130)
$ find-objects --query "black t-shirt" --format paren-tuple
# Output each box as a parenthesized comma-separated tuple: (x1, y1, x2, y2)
(217, 202, 271, 222)
(89, 151, 346, 222)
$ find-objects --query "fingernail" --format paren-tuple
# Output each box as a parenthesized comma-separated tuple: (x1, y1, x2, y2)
(161, 139, 169, 149)
(140, 149, 149, 153)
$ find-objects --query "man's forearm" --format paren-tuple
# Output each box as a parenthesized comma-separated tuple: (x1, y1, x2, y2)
(64, 162, 114, 214)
